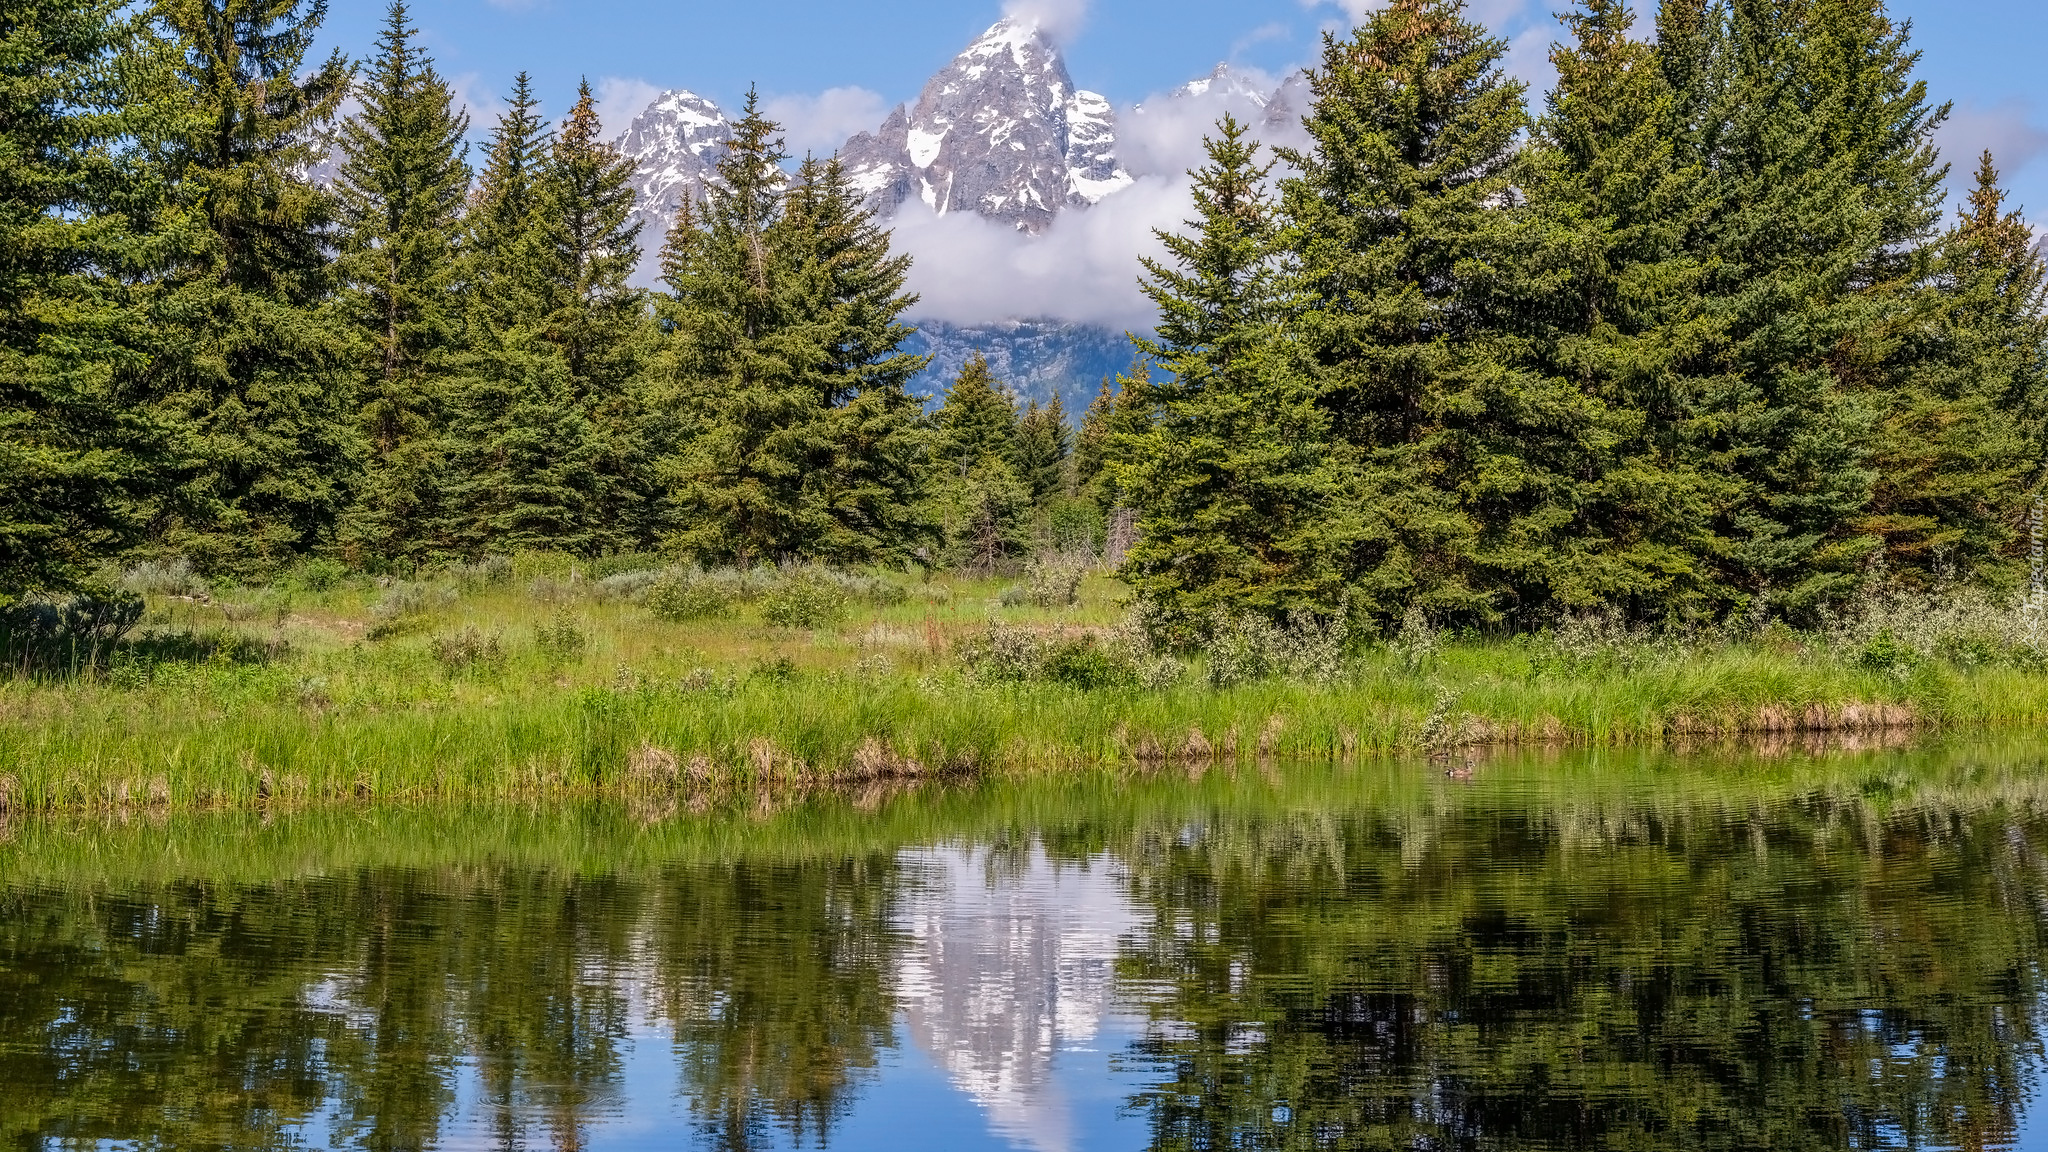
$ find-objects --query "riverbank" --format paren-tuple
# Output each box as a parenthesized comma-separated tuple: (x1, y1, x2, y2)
(4, 555, 2047, 814)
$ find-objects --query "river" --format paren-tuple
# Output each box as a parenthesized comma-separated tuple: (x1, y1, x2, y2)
(3, 738, 2045, 1150)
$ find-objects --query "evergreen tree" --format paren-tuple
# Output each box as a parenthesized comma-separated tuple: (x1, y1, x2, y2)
(0, 0, 172, 600)
(1277, 0, 1530, 623)
(333, 0, 470, 566)
(543, 79, 645, 395)
(1506, 0, 1727, 620)
(1073, 364, 1155, 515)
(775, 155, 932, 564)
(1014, 396, 1071, 506)
(1119, 115, 1352, 636)
(540, 79, 651, 552)
(658, 95, 931, 565)
(931, 355, 1029, 572)
(1860, 152, 2048, 583)
(142, 0, 358, 575)
(1674, 0, 1933, 614)
(436, 76, 609, 559)
(933, 353, 1018, 470)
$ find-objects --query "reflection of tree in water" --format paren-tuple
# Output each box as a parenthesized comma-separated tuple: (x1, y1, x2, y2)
(1, 778, 2046, 1152)
(0, 860, 900, 1151)
(1108, 797, 2048, 1151)
(645, 855, 906, 1152)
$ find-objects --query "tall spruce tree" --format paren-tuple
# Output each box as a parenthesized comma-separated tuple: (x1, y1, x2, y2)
(1121, 115, 1352, 636)
(142, 0, 358, 575)
(0, 0, 174, 601)
(775, 155, 931, 564)
(1859, 152, 2048, 583)
(931, 354, 1029, 572)
(1278, 0, 1530, 624)
(657, 94, 930, 565)
(656, 93, 810, 564)
(436, 76, 609, 559)
(540, 79, 651, 552)
(333, 0, 470, 566)
(1665, 0, 1883, 615)
(1073, 364, 1155, 515)
(1508, 0, 1727, 621)
(1014, 396, 1070, 507)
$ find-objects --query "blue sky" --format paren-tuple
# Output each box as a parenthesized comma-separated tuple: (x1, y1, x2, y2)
(319, 0, 2048, 216)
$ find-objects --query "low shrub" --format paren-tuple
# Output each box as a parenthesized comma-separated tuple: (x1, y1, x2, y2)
(284, 557, 348, 593)
(1203, 609, 1349, 688)
(447, 555, 513, 592)
(762, 573, 849, 629)
(646, 572, 737, 622)
(588, 553, 668, 580)
(369, 582, 454, 639)
(0, 593, 146, 672)
(1002, 555, 1086, 609)
(430, 627, 505, 676)
(957, 621, 1182, 691)
(121, 557, 209, 600)
(535, 614, 589, 666)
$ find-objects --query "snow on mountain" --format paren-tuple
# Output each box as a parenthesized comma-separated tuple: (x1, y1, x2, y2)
(840, 17, 1132, 234)
(612, 89, 733, 250)
(596, 35, 1309, 402)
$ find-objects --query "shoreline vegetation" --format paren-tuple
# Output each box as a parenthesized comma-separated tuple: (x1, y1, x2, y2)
(5, 553, 2048, 815)
(7, 735, 2048, 882)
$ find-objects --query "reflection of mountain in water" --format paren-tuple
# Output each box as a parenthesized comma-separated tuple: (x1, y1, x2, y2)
(893, 844, 1144, 1152)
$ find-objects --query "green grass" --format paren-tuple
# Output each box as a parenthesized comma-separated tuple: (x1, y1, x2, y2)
(4, 555, 2048, 813)
(8, 734, 2048, 887)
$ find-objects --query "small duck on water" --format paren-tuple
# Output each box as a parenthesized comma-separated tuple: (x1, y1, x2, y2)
(1430, 750, 1477, 780)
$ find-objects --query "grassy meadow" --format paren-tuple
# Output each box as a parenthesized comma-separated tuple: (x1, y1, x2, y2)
(4, 552, 2048, 813)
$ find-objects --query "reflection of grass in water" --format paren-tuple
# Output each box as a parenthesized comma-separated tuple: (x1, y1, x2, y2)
(5, 552, 2048, 812)
(8, 736, 2048, 887)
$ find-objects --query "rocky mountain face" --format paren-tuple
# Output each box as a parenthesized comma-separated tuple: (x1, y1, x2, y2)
(840, 18, 1133, 235)
(904, 319, 1135, 411)
(612, 89, 733, 253)
(593, 25, 1307, 414)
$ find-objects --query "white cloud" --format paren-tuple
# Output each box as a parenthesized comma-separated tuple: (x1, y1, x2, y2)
(763, 87, 892, 158)
(447, 72, 502, 129)
(1936, 100, 2048, 208)
(1122, 72, 1311, 180)
(1002, 0, 1091, 44)
(890, 175, 1191, 330)
(1231, 22, 1291, 55)
(595, 77, 662, 138)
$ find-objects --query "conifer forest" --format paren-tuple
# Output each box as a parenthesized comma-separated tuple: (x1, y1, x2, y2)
(5, 0, 2045, 627)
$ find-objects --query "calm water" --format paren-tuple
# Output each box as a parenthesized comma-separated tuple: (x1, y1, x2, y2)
(5, 741, 2048, 1150)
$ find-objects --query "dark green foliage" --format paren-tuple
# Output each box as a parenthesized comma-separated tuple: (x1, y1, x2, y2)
(333, 1, 469, 565)
(1277, 0, 1531, 623)
(1120, 115, 1352, 638)
(0, 0, 172, 602)
(656, 96, 930, 566)
(141, 0, 360, 577)
(435, 79, 646, 560)
(1859, 153, 2048, 583)
(931, 354, 1030, 571)
(1505, 0, 1727, 621)
(1014, 395, 1070, 505)
(1072, 365, 1155, 514)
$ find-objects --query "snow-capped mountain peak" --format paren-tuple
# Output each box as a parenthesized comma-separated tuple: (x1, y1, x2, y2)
(613, 89, 733, 246)
(840, 17, 1131, 233)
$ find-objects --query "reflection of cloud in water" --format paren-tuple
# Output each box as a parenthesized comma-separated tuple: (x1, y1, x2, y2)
(894, 844, 1144, 1152)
